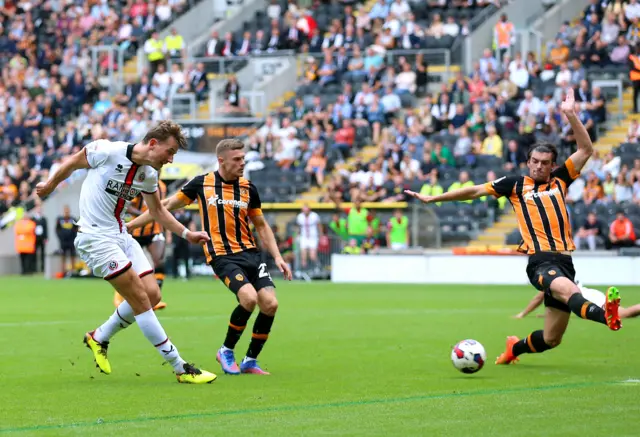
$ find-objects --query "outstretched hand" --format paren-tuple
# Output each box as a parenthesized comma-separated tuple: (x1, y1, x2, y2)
(404, 190, 435, 204)
(560, 87, 576, 116)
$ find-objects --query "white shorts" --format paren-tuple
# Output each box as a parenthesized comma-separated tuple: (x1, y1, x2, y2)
(299, 236, 319, 250)
(75, 232, 153, 280)
(579, 286, 606, 308)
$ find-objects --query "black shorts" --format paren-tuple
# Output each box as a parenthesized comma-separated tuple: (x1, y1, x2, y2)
(60, 241, 75, 257)
(211, 250, 275, 294)
(526, 252, 576, 313)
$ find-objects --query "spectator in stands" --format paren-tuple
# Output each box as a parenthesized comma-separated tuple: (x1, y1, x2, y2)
(602, 172, 616, 201)
(305, 147, 327, 186)
(614, 172, 634, 203)
(550, 39, 570, 66)
(432, 142, 455, 168)
(607, 210, 637, 249)
(574, 212, 602, 251)
(481, 125, 503, 158)
(584, 172, 605, 205)
(503, 139, 527, 172)
(448, 171, 474, 204)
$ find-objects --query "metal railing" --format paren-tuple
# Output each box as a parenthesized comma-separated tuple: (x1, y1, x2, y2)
(208, 89, 267, 118)
(295, 48, 452, 81)
(495, 29, 544, 65)
(90, 45, 126, 94)
(170, 93, 197, 119)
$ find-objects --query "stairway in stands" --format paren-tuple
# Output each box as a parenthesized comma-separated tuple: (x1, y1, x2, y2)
(467, 87, 633, 249)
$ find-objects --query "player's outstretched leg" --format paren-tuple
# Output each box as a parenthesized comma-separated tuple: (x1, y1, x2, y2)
(217, 285, 257, 375)
(85, 299, 136, 374)
(564, 283, 621, 331)
(240, 286, 278, 375)
(497, 306, 570, 365)
(93, 269, 216, 383)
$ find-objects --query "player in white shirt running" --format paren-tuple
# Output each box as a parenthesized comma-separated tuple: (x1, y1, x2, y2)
(514, 282, 640, 320)
(36, 121, 217, 384)
(296, 204, 321, 271)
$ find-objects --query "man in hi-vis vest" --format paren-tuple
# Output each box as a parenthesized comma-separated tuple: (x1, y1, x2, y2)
(629, 46, 640, 113)
(144, 31, 165, 74)
(386, 209, 409, 250)
(14, 214, 37, 275)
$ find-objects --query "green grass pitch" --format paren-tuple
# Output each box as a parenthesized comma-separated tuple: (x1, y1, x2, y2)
(0, 277, 639, 436)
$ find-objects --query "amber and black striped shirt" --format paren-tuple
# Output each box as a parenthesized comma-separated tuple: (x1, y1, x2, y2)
(130, 180, 167, 237)
(484, 158, 579, 254)
(176, 171, 261, 262)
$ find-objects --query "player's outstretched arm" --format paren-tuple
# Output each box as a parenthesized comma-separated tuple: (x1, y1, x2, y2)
(250, 214, 293, 281)
(404, 184, 490, 204)
(141, 191, 209, 245)
(36, 150, 90, 198)
(128, 193, 188, 231)
(513, 292, 544, 319)
(560, 88, 593, 173)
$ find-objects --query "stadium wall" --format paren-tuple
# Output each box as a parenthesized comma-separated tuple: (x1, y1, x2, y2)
(331, 254, 640, 286)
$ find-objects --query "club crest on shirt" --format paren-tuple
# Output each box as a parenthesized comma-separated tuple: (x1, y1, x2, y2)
(138, 173, 145, 182)
(108, 261, 118, 270)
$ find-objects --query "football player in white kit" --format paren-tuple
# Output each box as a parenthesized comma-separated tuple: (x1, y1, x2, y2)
(514, 283, 640, 320)
(36, 121, 217, 384)
(296, 204, 321, 272)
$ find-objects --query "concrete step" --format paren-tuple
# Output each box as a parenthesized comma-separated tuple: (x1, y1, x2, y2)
(475, 234, 506, 243)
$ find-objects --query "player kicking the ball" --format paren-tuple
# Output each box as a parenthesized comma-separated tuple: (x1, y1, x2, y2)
(514, 283, 640, 320)
(128, 138, 292, 375)
(405, 89, 622, 366)
(36, 121, 217, 383)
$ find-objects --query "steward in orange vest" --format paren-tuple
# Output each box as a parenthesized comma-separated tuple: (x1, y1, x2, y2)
(15, 216, 36, 275)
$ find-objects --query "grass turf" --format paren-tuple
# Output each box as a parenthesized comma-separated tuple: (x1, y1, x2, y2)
(0, 277, 639, 436)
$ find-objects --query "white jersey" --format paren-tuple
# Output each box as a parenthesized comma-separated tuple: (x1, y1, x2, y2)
(77, 140, 158, 235)
(296, 211, 320, 240)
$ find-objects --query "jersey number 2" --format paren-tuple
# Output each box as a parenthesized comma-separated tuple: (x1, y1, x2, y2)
(258, 263, 271, 279)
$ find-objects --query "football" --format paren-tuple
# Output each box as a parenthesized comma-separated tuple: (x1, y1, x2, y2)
(451, 339, 487, 374)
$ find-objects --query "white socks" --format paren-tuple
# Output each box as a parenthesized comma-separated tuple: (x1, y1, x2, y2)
(93, 301, 135, 344)
(135, 309, 186, 373)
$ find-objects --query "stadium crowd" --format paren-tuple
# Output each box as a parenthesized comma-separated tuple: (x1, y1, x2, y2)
(0, 0, 203, 224)
(240, 0, 640, 253)
(1, 0, 639, 255)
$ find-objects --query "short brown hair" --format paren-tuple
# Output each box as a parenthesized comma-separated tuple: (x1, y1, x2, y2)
(143, 120, 187, 150)
(528, 142, 558, 162)
(216, 138, 245, 155)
